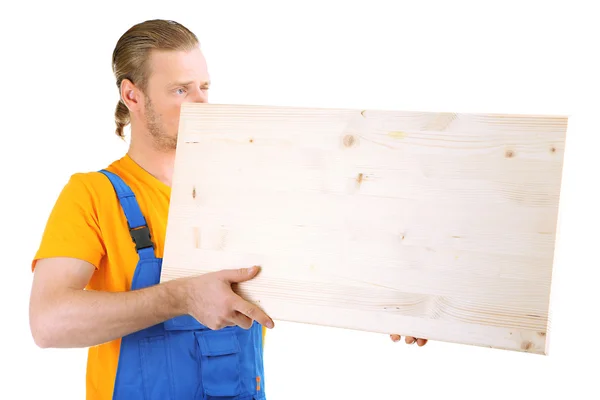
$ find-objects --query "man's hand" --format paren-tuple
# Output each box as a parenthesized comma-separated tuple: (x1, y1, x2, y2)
(390, 334, 428, 346)
(178, 265, 274, 331)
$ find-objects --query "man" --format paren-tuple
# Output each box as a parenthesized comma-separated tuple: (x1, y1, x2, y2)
(29, 19, 426, 400)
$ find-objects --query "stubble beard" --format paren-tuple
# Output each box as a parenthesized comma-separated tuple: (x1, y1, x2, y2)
(145, 96, 177, 152)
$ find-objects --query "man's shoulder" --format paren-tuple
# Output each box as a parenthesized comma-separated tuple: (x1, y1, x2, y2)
(66, 170, 111, 185)
(62, 171, 113, 195)
(59, 158, 126, 199)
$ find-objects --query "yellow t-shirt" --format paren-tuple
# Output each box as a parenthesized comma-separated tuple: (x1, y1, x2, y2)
(32, 154, 265, 400)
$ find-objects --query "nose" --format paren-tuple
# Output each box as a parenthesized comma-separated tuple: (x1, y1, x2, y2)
(193, 88, 208, 103)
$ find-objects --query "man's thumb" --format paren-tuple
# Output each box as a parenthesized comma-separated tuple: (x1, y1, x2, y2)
(224, 265, 260, 283)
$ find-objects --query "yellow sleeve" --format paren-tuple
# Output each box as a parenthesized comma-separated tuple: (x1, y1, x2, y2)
(32, 173, 105, 271)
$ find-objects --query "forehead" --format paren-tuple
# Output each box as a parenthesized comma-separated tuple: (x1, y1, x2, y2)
(146, 47, 209, 85)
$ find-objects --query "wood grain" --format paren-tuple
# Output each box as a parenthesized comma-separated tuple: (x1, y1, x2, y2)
(161, 103, 568, 355)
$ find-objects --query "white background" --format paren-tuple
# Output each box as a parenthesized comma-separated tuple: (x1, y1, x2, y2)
(2, 0, 599, 399)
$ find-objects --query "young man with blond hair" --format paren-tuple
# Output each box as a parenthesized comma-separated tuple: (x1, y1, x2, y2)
(29, 19, 426, 400)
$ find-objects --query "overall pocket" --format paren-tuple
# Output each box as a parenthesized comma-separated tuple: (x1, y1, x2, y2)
(195, 329, 242, 398)
(138, 335, 175, 399)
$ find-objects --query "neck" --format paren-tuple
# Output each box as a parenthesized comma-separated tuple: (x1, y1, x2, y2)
(127, 135, 175, 187)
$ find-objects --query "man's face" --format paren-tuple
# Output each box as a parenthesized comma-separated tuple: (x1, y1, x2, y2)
(141, 46, 210, 151)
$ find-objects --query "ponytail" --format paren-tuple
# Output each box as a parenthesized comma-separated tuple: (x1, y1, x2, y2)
(114, 100, 130, 138)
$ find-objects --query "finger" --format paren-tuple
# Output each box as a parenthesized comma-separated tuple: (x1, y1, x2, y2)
(390, 334, 401, 342)
(234, 298, 274, 329)
(405, 336, 416, 344)
(213, 318, 235, 330)
(230, 311, 254, 330)
(220, 265, 261, 283)
(417, 338, 428, 346)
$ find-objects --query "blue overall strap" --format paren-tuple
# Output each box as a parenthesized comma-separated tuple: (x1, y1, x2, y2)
(98, 169, 155, 259)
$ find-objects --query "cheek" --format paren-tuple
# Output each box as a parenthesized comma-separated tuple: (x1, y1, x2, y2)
(167, 105, 183, 131)
(160, 102, 180, 121)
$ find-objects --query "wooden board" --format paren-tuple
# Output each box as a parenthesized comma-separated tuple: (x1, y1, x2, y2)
(161, 103, 568, 355)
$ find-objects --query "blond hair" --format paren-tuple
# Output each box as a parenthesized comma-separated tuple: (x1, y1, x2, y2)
(111, 19, 199, 138)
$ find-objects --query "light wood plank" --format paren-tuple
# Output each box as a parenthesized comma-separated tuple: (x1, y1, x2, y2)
(162, 103, 568, 355)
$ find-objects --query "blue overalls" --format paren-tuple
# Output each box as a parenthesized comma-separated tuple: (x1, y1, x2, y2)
(99, 170, 266, 400)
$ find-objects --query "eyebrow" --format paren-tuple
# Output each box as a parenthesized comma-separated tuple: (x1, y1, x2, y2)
(169, 80, 211, 88)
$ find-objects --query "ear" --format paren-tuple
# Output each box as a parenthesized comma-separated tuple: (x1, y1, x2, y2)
(120, 79, 142, 112)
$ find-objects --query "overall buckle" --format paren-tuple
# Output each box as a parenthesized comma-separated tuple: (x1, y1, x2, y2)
(130, 226, 154, 251)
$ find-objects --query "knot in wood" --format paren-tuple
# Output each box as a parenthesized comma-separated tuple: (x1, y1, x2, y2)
(343, 135, 356, 147)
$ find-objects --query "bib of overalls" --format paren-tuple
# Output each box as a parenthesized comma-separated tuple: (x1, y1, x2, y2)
(99, 169, 266, 400)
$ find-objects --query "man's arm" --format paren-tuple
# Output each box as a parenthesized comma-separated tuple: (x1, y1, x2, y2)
(29, 257, 186, 348)
(29, 257, 273, 348)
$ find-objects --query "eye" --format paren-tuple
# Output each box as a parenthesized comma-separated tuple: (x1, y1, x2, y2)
(175, 88, 187, 95)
